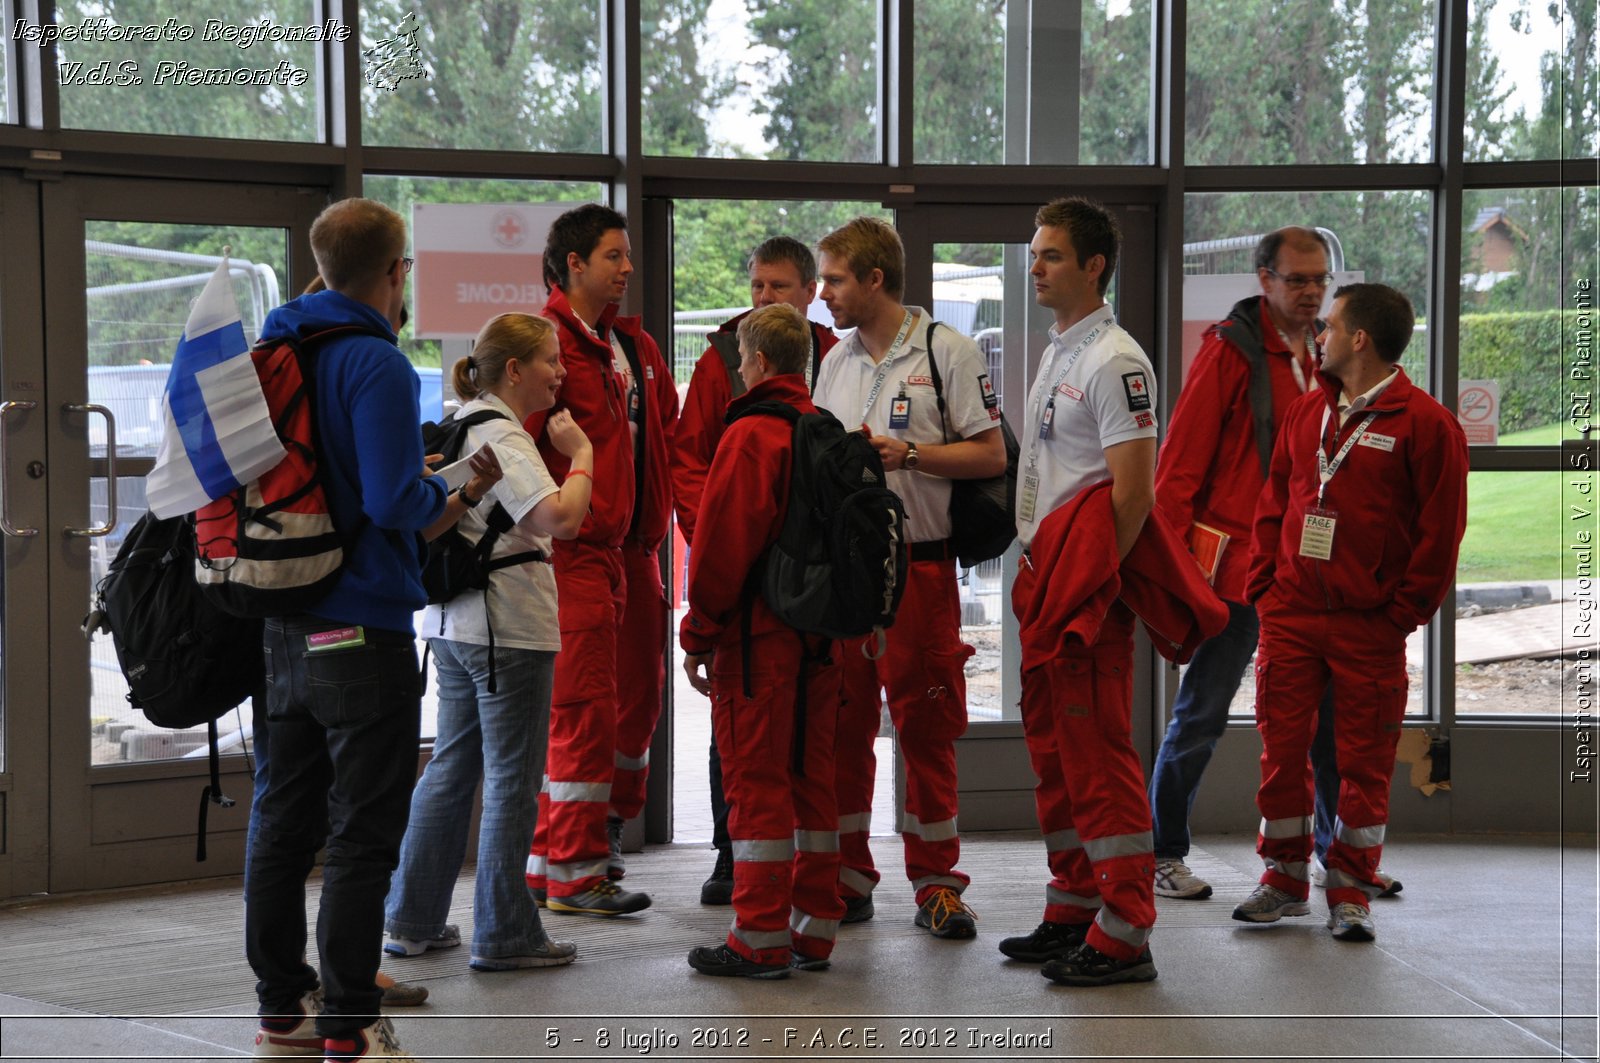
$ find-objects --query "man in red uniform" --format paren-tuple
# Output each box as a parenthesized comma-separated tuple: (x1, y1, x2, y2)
(680, 303, 845, 979)
(811, 217, 1006, 941)
(1242, 282, 1467, 942)
(1002, 197, 1161, 987)
(671, 236, 837, 905)
(523, 204, 665, 917)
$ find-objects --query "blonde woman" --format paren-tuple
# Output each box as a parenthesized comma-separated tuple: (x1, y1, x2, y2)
(385, 313, 594, 971)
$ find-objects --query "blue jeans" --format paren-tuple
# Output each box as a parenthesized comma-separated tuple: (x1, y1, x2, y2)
(245, 616, 422, 1038)
(386, 639, 555, 959)
(1149, 601, 1338, 861)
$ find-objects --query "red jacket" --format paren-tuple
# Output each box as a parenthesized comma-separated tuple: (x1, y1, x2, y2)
(1015, 481, 1229, 673)
(679, 374, 815, 655)
(1156, 297, 1314, 604)
(671, 310, 837, 545)
(1248, 366, 1468, 633)
(525, 285, 672, 549)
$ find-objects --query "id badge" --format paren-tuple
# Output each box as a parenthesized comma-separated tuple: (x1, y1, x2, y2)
(888, 396, 911, 430)
(1299, 506, 1338, 560)
(1019, 468, 1040, 524)
(1039, 400, 1056, 440)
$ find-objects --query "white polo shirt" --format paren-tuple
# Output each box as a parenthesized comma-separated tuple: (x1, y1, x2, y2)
(812, 305, 999, 543)
(1017, 307, 1158, 550)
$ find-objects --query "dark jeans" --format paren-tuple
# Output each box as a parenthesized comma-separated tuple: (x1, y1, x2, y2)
(709, 732, 730, 852)
(245, 616, 422, 1038)
(1149, 600, 1339, 861)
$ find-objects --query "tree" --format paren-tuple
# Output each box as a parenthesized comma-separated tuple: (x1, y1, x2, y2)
(746, 0, 879, 162)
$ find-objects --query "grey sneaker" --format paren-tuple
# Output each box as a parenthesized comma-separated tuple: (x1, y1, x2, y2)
(606, 815, 626, 880)
(382, 924, 461, 957)
(1312, 855, 1403, 897)
(840, 892, 875, 924)
(1327, 901, 1376, 942)
(1231, 884, 1310, 923)
(547, 879, 652, 916)
(1153, 858, 1213, 899)
(470, 938, 578, 970)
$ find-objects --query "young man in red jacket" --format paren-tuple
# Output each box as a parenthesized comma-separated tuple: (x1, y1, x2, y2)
(671, 235, 837, 904)
(523, 204, 670, 917)
(680, 303, 845, 979)
(1242, 282, 1467, 943)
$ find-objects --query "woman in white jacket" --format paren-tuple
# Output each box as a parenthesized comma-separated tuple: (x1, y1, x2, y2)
(385, 313, 594, 971)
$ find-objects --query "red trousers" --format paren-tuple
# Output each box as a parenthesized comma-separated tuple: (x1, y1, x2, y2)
(1013, 565, 1156, 961)
(713, 630, 844, 967)
(610, 542, 668, 823)
(1254, 591, 1408, 908)
(834, 559, 973, 905)
(526, 540, 625, 900)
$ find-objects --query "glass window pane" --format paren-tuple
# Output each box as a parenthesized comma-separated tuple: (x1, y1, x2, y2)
(84, 221, 289, 765)
(1183, 191, 1434, 389)
(1459, 186, 1599, 444)
(361, 2, 603, 152)
(914, 0, 1153, 165)
(363, 175, 601, 742)
(1454, 470, 1564, 716)
(54, 1, 322, 141)
(642, 0, 879, 162)
(1185, 2, 1435, 165)
(1465, 0, 1597, 161)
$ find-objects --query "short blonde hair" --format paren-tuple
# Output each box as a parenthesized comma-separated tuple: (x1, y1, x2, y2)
(310, 198, 406, 292)
(454, 314, 556, 400)
(818, 216, 904, 299)
(737, 304, 810, 376)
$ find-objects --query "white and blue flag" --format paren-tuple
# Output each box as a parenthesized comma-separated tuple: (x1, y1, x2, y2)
(146, 258, 285, 518)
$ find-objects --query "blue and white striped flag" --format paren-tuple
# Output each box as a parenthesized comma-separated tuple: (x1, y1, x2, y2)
(146, 258, 285, 518)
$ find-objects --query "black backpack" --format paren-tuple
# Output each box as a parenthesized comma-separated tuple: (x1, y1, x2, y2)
(418, 408, 550, 691)
(419, 409, 549, 605)
(729, 402, 908, 640)
(86, 512, 262, 859)
(924, 321, 1021, 567)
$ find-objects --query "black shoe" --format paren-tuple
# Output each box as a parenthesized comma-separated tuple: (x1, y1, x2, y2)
(914, 887, 977, 939)
(606, 816, 626, 880)
(841, 893, 875, 924)
(687, 944, 789, 979)
(997, 920, 1089, 963)
(1041, 941, 1158, 986)
(790, 950, 831, 972)
(700, 848, 734, 906)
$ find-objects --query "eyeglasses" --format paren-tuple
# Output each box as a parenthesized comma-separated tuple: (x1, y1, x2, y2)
(396, 256, 415, 274)
(1265, 269, 1333, 290)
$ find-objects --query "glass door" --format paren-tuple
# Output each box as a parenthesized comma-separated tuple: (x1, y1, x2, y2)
(35, 176, 319, 893)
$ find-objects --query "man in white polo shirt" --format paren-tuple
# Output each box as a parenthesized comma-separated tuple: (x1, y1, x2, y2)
(1000, 196, 1161, 987)
(810, 216, 1006, 940)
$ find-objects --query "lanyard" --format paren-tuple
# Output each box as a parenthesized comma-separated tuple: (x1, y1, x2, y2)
(859, 310, 917, 422)
(1024, 312, 1116, 470)
(1275, 324, 1314, 393)
(1315, 404, 1379, 504)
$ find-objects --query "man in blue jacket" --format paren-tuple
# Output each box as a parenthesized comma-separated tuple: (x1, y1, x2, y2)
(245, 198, 448, 1062)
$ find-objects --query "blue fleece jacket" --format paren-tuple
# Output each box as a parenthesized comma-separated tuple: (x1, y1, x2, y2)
(258, 290, 447, 633)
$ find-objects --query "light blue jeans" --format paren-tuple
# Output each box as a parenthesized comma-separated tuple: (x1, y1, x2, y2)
(385, 639, 554, 959)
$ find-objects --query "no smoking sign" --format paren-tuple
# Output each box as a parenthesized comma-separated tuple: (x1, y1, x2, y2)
(1457, 379, 1499, 444)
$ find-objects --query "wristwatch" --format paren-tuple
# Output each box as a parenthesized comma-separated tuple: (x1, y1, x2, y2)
(457, 484, 483, 508)
(903, 442, 921, 470)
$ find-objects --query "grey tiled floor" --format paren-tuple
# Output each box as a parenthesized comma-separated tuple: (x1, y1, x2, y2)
(1, 832, 1595, 1062)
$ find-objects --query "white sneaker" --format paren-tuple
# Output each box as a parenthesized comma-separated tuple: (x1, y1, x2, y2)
(382, 924, 460, 957)
(1153, 858, 1213, 899)
(1327, 901, 1376, 942)
(322, 1016, 419, 1061)
(252, 988, 322, 1057)
(1231, 883, 1310, 923)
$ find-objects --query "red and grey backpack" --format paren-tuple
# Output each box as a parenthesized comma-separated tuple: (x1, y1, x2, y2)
(193, 325, 387, 618)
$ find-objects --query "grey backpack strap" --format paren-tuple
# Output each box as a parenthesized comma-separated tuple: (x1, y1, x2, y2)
(1241, 342, 1275, 479)
(710, 331, 747, 400)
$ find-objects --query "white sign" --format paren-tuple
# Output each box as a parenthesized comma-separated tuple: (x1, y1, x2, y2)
(411, 202, 573, 339)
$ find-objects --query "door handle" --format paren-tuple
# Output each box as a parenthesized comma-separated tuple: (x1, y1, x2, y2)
(64, 402, 117, 538)
(0, 400, 39, 537)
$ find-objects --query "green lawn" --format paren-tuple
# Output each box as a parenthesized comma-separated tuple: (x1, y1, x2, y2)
(1456, 422, 1580, 584)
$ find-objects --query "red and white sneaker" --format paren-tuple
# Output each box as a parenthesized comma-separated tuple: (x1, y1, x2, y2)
(322, 1016, 420, 1061)
(252, 988, 323, 1057)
